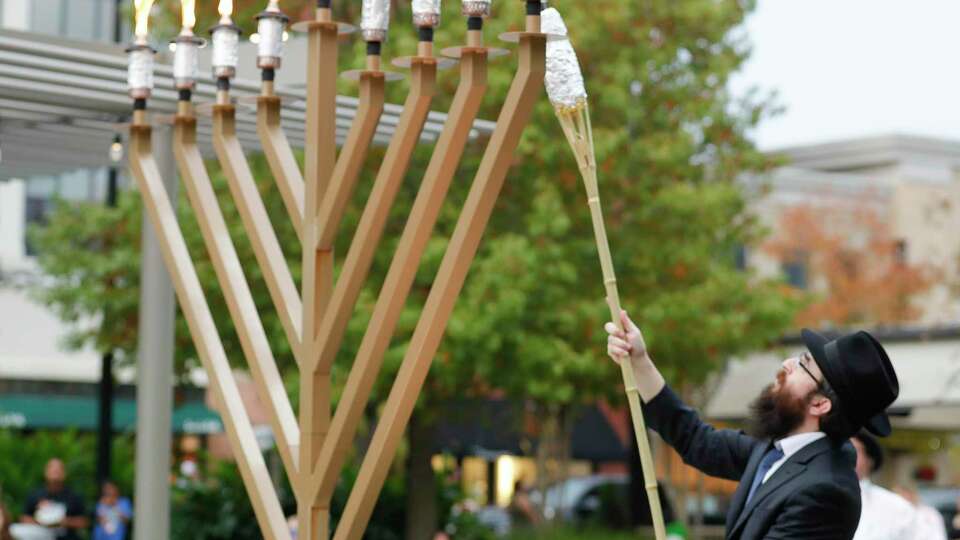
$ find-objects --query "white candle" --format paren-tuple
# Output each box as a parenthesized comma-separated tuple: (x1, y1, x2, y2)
(461, 0, 491, 17)
(361, 0, 390, 42)
(173, 38, 200, 89)
(211, 26, 239, 78)
(256, 11, 287, 68)
(413, 0, 442, 28)
(127, 45, 155, 99)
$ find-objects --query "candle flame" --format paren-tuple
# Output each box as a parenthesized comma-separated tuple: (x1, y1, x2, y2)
(218, 0, 234, 20)
(133, 0, 154, 40)
(268, 0, 280, 10)
(180, 0, 196, 32)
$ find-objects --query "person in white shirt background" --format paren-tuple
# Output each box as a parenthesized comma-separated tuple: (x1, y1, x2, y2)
(893, 485, 949, 540)
(851, 430, 931, 540)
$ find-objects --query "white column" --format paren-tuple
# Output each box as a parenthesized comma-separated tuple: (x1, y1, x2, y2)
(0, 179, 26, 272)
(133, 126, 177, 540)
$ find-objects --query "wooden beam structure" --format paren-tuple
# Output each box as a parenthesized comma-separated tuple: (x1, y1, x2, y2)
(129, 2, 547, 539)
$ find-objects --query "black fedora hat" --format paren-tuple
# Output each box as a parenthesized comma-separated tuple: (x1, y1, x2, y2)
(801, 328, 899, 437)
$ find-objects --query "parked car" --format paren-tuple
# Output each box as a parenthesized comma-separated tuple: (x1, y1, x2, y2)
(531, 474, 683, 529)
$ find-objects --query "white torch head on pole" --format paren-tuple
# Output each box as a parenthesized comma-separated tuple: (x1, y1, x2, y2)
(542, 7, 587, 114)
(362, 0, 391, 42)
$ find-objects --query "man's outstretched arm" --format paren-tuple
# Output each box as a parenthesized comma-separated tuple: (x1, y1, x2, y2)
(606, 310, 758, 481)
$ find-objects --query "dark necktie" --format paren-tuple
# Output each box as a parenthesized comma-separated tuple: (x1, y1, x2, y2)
(745, 446, 785, 505)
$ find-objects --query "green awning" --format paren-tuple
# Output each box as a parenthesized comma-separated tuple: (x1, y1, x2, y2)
(0, 394, 222, 433)
(172, 401, 224, 434)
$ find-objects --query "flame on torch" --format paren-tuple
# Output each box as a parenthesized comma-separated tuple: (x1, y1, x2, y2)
(218, 0, 234, 23)
(180, 0, 196, 33)
(133, 0, 154, 42)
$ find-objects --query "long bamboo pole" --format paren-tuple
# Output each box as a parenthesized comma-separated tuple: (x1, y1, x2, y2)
(310, 44, 489, 505)
(331, 23, 546, 540)
(555, 103, 666, 540)
(129, 114, 291, 540)
(173, 101, 300, 487)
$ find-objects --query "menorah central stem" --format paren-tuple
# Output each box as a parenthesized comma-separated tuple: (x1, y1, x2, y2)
(299, 15, 340, 540)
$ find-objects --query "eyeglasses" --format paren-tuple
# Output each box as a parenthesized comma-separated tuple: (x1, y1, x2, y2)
(794, 352, 837, 399)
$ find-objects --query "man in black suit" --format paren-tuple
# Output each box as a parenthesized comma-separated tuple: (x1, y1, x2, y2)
(606, 311, 899, 540)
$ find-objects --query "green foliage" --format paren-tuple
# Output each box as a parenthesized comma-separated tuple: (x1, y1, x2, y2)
(29, 151, 302, 378)
(0, 430, 135, 522)
(170, 459, 292, 540)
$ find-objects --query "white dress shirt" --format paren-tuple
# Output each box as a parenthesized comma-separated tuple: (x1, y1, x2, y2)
(911, 503, 947, 540)
(762, 431, 826, 483)
(852, 480, 918, 540)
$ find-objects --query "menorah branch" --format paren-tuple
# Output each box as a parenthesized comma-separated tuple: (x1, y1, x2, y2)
(308, 58, 438, 377)
(173, 108, 301, 487)
(257, 93, 306, 241)
(212, 105, 304, 365)
(332, 31, 546, 540)
(310, 47, 489, 505)
(129, 120, 291, 540)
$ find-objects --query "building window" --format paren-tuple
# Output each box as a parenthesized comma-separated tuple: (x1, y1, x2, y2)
(29, 0, 118, 43)
(782, 250, 808, 289)
(894, 239, 908, 265)
(734, 244, 748, 271)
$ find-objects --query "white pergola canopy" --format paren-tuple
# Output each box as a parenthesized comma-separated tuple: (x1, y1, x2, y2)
(0, 28, 495, 179)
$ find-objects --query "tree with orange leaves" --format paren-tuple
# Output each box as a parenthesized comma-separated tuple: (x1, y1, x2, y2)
(765, 204, 938, 327)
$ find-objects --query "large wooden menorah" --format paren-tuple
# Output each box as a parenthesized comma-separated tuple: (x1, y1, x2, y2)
(126, 1, 546, 538)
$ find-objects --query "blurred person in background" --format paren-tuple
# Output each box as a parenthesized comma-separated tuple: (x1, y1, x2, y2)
(508, 481, 541, 530)
(19, 458, 88, 540)
(851, 431, 918, 540)
(893, 485, 947, 540)
(92, 481, 131, 540)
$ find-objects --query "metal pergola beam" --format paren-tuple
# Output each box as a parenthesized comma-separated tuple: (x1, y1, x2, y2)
(0, 28, 489, 180)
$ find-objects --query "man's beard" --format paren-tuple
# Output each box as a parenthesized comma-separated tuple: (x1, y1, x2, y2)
(747, 375, 814, 440)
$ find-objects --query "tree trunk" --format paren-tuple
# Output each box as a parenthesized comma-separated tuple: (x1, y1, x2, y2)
(405, 411, 438, 540)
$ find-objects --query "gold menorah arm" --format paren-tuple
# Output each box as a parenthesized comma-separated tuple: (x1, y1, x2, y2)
(315, 72, 386, 251)
(306, 58, 438, 376)
(212, 105, 304, 365)
(300, 57, 437, 504)
(309, 49, 488, 506)
(300, 20, 340, 364)
(173, 112, 301, 486)
(257, 95, 306, 241)
(129, 120, 291, 540)
(332, 33, 546, 540)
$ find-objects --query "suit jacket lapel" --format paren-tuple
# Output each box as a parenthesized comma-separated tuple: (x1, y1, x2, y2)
(726, 437, 833, 540)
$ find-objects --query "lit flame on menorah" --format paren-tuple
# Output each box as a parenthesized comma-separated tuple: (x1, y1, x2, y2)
(125, 0, 665, 539)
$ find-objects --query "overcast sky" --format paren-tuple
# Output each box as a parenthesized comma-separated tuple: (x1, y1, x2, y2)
(730, 0, 960, 150)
